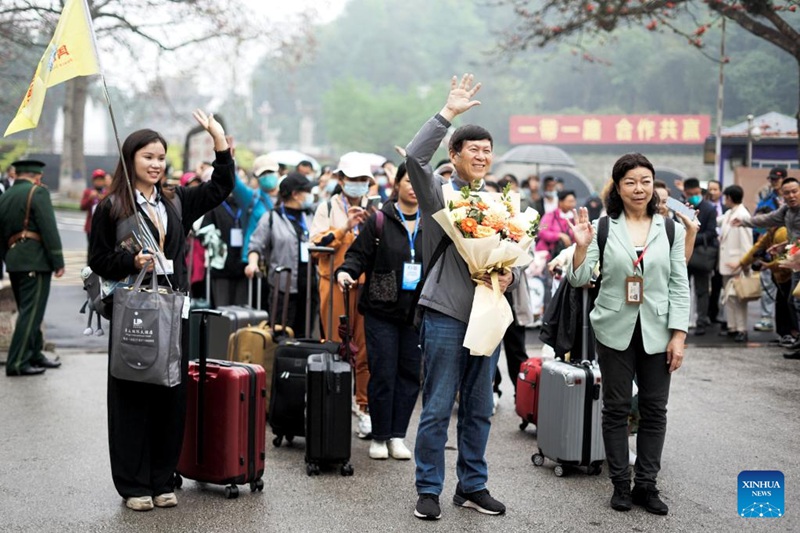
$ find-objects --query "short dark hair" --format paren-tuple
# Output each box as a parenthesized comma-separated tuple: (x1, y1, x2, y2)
(683, 177, 701, 190)
(501, 173, 518, 185)
(543, 176, 556, 185)
(449, 124, 493, 154)
(605, 153, 659, 219)
(782, 177, 799, 187)
(297, 160, 313, 169)
(708, 179, 721, 188)
(653, 179, 668, 191)
(389, 162, 408, 201)
(723, 184, 744, 204)
(484, 181, 502, 193)
(557, 190, 576, 202)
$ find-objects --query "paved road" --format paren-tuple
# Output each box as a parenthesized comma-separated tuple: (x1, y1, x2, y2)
(1, 300, 798, 531)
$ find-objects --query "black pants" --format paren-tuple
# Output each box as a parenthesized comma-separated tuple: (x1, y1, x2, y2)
(596, 320, 671, 489)
(493, 294, 529, 395)
(211, 277, 248, 307)
(708, 270, 723, 323)
(107, 320, 189, 498)
(777, 279, 797, 337)
(687, 267, 711, 325)
(274, 290, 318, 339)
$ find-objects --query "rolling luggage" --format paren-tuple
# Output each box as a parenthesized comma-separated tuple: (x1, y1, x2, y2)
(228, 270, 294, 414)
(304, 277, 354, 476)
(176, 309, 267, 499)
(268, 259, 338, 447)
(515, 356, 543, 430)
(532, 288, 605, 477)
(305, 352, 353, 476)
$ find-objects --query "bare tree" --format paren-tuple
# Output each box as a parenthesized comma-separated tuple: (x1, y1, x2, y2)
(0, 0, 274, 192)
(495, 0, 800, 160)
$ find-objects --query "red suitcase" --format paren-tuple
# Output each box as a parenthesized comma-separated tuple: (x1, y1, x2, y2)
(515, 357, 543, 430)
(176, 310, 267, 499)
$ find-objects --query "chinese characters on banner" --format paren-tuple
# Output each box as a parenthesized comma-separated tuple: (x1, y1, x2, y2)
(509, 115, 711, 145)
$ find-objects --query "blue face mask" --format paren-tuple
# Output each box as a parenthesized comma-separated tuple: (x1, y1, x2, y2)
(258, 173, 278, 191)
(343, 181, 369, 198)
(300, 194, 314, 210)
(687, 194, 702, 207)
(325, 181, 337, 193)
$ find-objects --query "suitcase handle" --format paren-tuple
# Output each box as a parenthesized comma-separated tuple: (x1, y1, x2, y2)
(308, 246, 335, 339)
(247, 272, 263, 310)
(270, 267, 292, 330)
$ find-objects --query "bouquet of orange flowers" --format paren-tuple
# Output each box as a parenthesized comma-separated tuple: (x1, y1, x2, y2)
(433, 184, 540, 356)
(778, 239, 800, 271)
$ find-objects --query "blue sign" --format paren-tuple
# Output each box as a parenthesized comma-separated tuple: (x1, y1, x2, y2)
(738, 470, 784, 518)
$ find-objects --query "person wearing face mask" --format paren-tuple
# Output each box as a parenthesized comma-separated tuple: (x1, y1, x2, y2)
(682, 178, 719, 336)
(81, 168, 110, 258)
(245, 172, 318, 337)
(373, 168, 391, 202)
(230, 155, 279, 306)
(537, 176, 559, 215)
(310, 159, 376, 440)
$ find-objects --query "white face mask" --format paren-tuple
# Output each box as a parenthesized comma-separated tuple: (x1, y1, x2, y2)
(343, 181, 369, 198)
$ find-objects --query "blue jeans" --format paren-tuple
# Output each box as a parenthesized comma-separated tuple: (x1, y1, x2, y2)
(364, 314, 421, 441)
(414, 310, 501, 495)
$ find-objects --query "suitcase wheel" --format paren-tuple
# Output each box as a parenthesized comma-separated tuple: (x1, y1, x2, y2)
(531, 454, 545, 467)
(519, 420, 529, 431)
(553, 465, 566, 477)
(306, 463, 321, 476)
(340, 463, 354, 477)
(173, 473, 183, 489)
(224, 485, 239, 499)
(249, 478, 265, 492)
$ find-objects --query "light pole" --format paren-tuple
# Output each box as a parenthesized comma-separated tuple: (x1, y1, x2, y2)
(746, 114, 762, 167)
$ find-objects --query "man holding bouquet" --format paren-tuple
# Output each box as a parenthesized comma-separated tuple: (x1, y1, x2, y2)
(405, 74, 519, 520)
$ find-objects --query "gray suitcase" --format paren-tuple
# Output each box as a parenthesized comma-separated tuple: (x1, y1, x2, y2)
(532, 287, 605, 477)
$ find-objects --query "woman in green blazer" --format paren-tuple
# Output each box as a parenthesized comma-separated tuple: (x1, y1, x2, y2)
(568, 153, 690, 516)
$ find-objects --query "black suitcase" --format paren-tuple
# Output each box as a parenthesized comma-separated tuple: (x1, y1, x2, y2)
(305, 352, 353, 476)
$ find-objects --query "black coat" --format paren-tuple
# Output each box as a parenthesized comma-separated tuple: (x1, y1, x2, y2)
(539, 280, 597, 360)
(336, 201, 424, 324)
(89, 149, 235, 292)
(694, 199, 719, 247)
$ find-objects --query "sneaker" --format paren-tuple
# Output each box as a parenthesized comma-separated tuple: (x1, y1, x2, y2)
(414, 494, 442, 520)
(387, 438, 412, 460)
(153, 492, 178, 508)
(125, 496, 154, 512)
(754, 319, 774, 332)
(629, 449, 637, 466)
(492, 391, 500, 415)
(356, 411, 372, 439)
(610, 482, 632, 512)
(632, 485, 669, 515)
(453, 484, 506, 515)
(369, 440, 388, 459)
(779, 335, 796, 348)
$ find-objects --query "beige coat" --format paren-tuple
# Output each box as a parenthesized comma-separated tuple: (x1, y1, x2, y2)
(718, 203, 753, 276)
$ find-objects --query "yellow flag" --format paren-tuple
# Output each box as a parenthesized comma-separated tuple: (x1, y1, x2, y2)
(5, 0, 101, 137)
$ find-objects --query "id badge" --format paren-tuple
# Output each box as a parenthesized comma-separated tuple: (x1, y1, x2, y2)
(625, 276, 643, 304)
(154, 254, 174, 275)
(300, 242, 309, 263)
(402, 262, 422, 291)
(230, 228, 244, 248)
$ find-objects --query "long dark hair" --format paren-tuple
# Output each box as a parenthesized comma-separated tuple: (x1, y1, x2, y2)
(605, 153, 659, 219)
(389, 162, 408, 202)
(108, 129, 170, 220)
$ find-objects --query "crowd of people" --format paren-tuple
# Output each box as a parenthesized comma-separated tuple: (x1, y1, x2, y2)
(1, 73, 797, 521)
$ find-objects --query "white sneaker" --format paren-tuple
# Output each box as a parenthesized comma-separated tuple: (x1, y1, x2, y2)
(369, 440, 388, 459)
(628, 435, 637, 466)
(388, 438, 412, 460)
(125, 496, 154, 512)
(154, 492, 178, 508)
(492, 392, 500, 415)
(356, 411, 372, 439)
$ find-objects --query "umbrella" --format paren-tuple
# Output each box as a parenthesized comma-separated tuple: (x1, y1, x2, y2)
(496, 145, 576, 167)
(266, 150, 321, 171)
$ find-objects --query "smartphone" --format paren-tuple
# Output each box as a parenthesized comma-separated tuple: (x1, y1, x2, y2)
(665, 197, 696, 220)
(366, 196, 382, 210)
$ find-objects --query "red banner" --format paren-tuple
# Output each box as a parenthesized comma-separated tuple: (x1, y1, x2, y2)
(510, 114, 711, 145)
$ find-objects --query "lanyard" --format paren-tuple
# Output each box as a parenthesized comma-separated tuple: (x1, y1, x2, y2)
(395, 206, 420, 262)
(342, 196, 359, 236)
(281, 206, 309, 238)
(140, 193, 165, 251)
(222, 201, 242, 225)
(633, 246, 648, 272)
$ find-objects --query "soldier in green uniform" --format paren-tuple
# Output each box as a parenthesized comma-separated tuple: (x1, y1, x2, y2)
(0, 160, 65, 376)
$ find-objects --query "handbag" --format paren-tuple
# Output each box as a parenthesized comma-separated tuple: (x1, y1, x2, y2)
(110, 267, 185, 387)
(688, 243, 718, 272)
(732, 272, 761, 303)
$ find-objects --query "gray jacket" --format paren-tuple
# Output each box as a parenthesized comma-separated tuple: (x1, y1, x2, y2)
(405, 114, 520, 324)
(743, 204, 800, 242)
(248, 209, 306, 294)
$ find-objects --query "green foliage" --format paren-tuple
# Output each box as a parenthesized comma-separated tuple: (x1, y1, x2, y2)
(0, 140, 29, 171)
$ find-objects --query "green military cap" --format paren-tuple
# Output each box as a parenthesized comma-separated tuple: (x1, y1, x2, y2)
(11, 159, 46, 175)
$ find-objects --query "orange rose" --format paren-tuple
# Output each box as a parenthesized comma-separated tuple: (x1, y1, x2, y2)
(476, 201, 489, 211)
(482, 213, 508, 232)
(460, 217, 478, 235)
(507, 220, 525, 242)
(474, 225, 498, 238)
(453, 200, 472, 208)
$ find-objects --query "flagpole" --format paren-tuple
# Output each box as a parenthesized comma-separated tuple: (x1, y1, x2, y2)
(714, 18, 726, 185)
